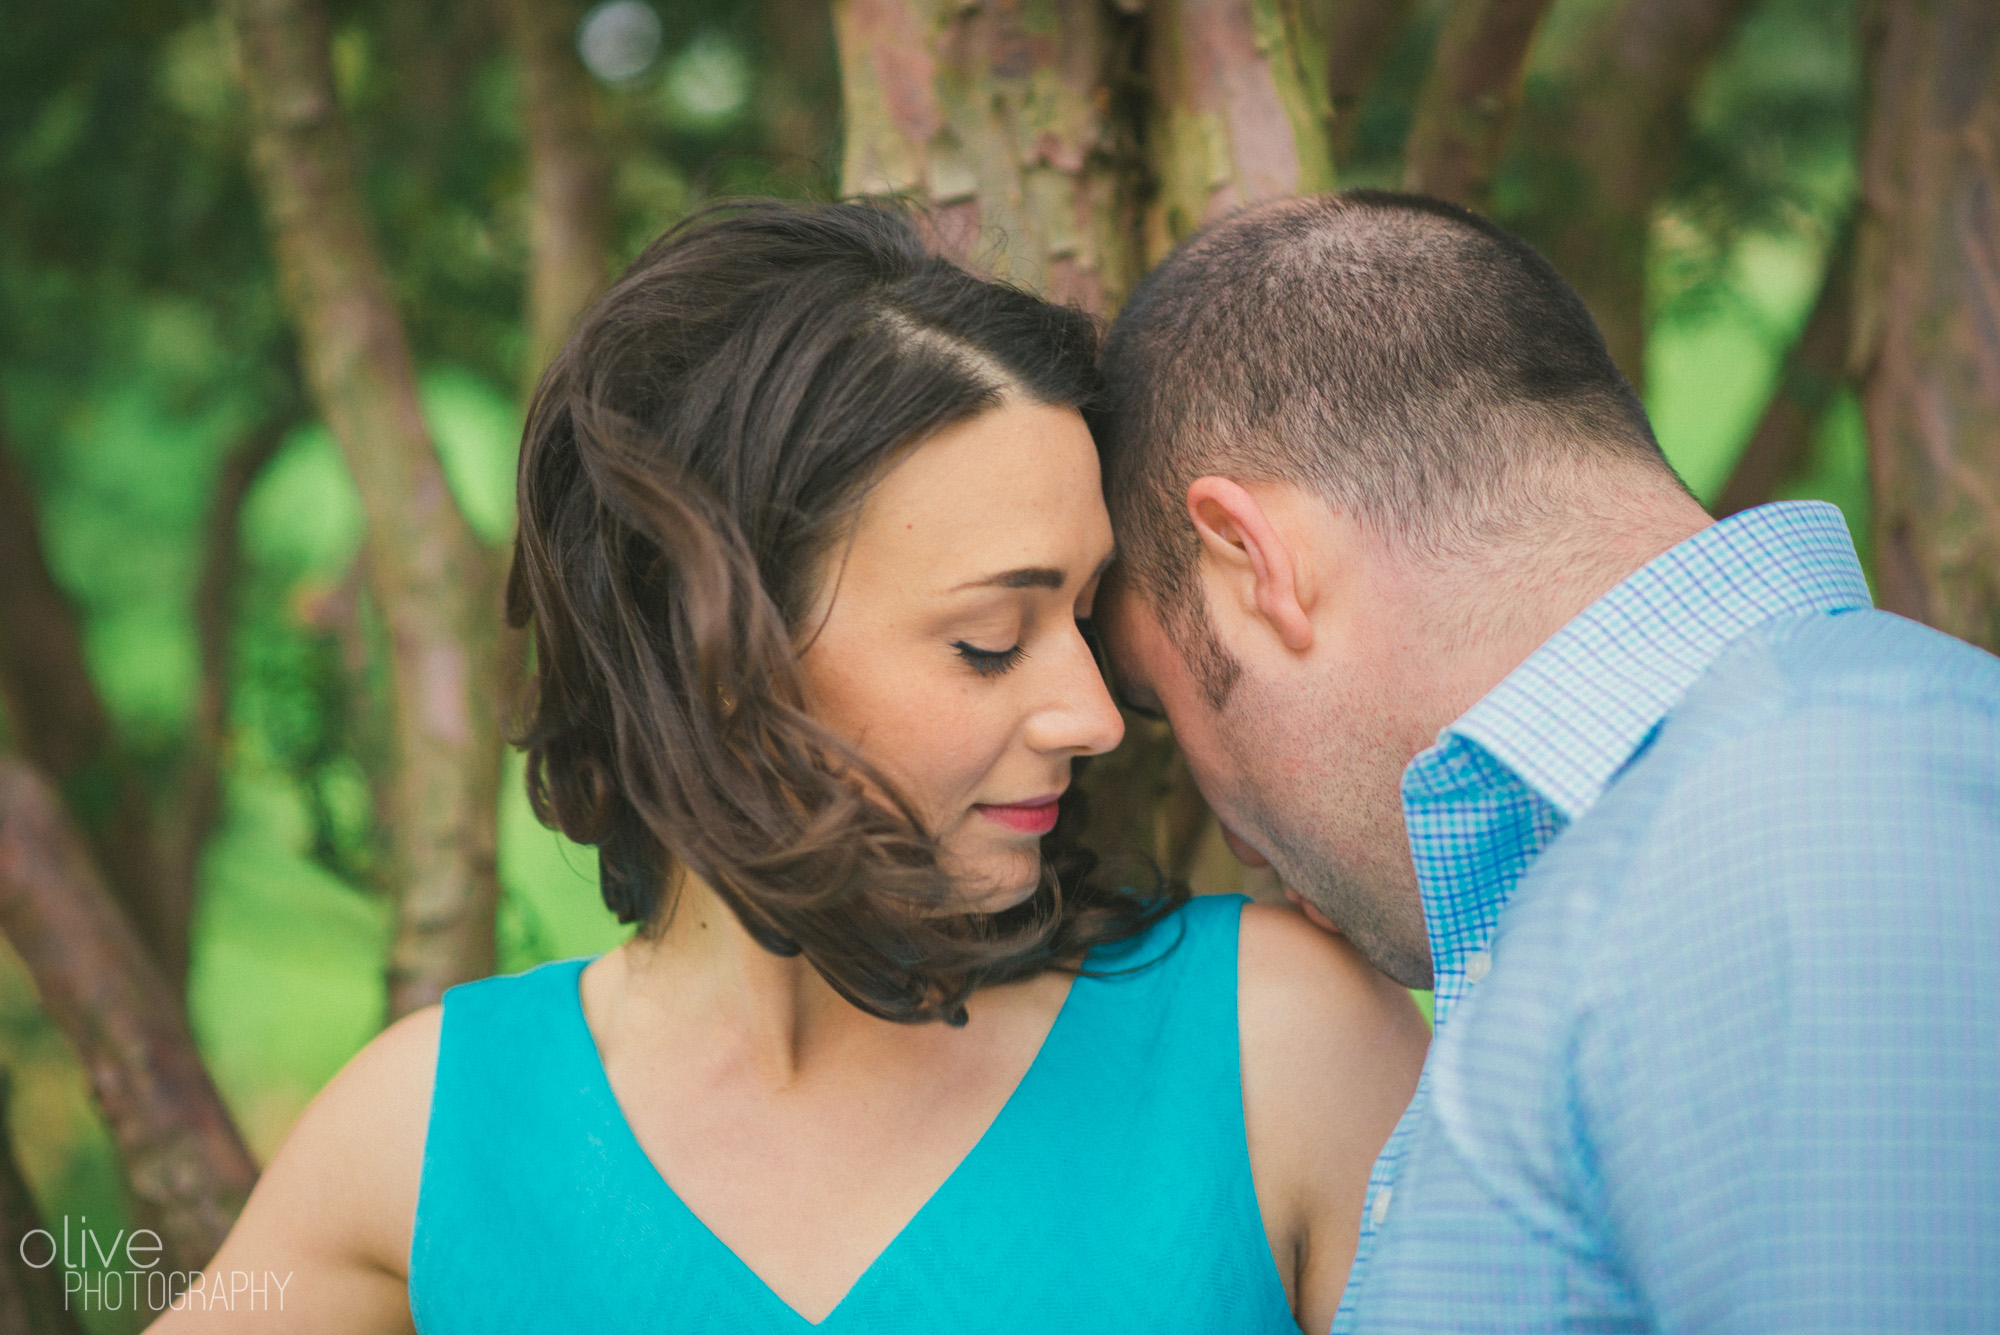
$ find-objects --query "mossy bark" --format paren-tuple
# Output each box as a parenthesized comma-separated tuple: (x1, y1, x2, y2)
(835, 0, 1145, 313)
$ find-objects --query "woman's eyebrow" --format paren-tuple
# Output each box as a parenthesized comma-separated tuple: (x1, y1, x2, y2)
(951, 551, 1116, 593)
(951, 566, 1066, 591)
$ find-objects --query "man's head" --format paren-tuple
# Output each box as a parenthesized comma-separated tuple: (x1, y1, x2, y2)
(1095, 190, 1711, 988)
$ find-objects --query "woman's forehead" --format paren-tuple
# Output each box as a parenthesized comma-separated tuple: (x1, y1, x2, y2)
(844, 401, 1113, 589)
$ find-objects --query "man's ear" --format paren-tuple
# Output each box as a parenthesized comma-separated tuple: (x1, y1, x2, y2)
(1185, 477, 1314, 653)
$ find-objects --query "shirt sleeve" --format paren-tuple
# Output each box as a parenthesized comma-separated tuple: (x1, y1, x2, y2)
(1574, 693, 2000, 1334)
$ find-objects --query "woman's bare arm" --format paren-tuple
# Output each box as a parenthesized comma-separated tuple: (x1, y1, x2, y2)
(145, 1005, 441, 1333)
(1239, 903, 1429, 1334)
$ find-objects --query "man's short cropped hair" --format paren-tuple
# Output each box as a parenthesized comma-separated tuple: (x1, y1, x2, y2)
(1095, 189, 1677, 706)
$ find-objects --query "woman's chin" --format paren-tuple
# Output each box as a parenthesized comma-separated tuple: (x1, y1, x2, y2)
(971, 879, 1042, 915)
(940, 847, 1044, 914)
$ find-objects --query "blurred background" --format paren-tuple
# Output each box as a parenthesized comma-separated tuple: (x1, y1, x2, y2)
(1, 0, 1993, 1328)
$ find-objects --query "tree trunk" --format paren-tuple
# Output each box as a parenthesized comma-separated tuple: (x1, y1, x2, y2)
(1712, 218, 1856, 518)
(1525, 0, 1753, 389)
(0, 757, 258, 1277)
(500, 0, 612, 383)
(1321, 0, 1415, 167)
(833, 0, 1145, 314)
(1402, 0, 1554, 212)
(1142, 0, 1336, 259)
(1854, 0, 2000, 651)
(227, 0, 504, 1017)
(0, 1075, 86, 1335)
(0, 419, 183, 993)
(759, 0, 843, 188)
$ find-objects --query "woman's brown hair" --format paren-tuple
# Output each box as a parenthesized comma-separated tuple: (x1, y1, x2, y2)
(505, 199, 1182, 1025)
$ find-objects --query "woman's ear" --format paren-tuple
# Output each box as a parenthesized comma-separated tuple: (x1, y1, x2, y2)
(1184, 477, 1315, 653)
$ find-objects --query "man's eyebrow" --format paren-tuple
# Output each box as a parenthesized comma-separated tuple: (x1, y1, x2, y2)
(952, 553, 1115, 593)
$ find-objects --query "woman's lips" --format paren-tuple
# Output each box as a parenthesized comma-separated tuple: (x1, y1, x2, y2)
(974, 796, 1062, 835)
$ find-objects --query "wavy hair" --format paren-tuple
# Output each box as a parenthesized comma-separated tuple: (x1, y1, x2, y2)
(505, 199, 1182, 1025)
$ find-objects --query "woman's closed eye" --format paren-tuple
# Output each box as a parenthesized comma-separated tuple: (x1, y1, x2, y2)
(953, 640, 1026, 677)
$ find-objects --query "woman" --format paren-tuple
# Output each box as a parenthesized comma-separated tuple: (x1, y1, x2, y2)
(154, 201, 1427, 1333)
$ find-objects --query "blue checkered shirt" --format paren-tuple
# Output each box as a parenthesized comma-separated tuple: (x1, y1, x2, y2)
(1333, 500, 2000, 1333)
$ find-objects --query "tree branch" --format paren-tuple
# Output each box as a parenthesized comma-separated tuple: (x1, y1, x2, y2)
(1402, 0, 1555, 212)
(226, 0, 505, 1016)
(0, 756, 257, 1276)
(159, 402, 305, 926)
(499, 0, 612, 384)
(758, 0, 842, 188)
(1524, 0, 1755, 387)
(0, 407, 181, 992)
(1142, 0, 1337, 260)
(1322, 0, 1416, 167)
(1712, 218, 1856, 518)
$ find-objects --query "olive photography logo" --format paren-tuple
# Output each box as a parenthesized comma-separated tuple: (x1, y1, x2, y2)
(16, 1217, 293, 1314)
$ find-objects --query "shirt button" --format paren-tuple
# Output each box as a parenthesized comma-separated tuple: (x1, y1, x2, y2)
(1464, 952, 1491, 984)
(1371, 1187, 1393, 1227)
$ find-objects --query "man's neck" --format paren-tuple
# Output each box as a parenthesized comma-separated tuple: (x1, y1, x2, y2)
(1407, 483, 1715, 738)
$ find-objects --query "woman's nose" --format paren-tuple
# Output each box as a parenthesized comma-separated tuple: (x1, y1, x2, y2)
(1026, 624, 1126, 757)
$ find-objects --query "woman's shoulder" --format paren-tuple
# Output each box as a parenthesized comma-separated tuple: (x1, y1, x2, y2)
(1236, 904, 1429, 1329)
(167, 999, 444, 1320)
(275, 1002, 444, 1263)
(1237, 904, 1421, 1035)
(1237, 903, 1428, 1108)
(1236, 907, 1427, 1169)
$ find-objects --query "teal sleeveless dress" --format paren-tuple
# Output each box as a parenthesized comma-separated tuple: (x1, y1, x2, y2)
(407, 893, 1297, 1332)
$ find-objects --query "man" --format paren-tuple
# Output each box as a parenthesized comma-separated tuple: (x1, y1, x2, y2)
(1094, 190, 2000, 1333)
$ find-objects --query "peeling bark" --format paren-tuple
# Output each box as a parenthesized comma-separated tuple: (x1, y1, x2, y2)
(226, 0, 504, 1016)
(500, 0, 612, 382)
(1143, 0, 1336, 260)
(834, 0, 1144, 313)
(1321, 0, 1415, 166)
(0, 415, 180, 992)
(1855, 0, 2000, 650)
(1713, 219, 1856, 518)
(1402, 0, 1554, 212)
(1525, 0, 1754, 388)
(0, 757, 257, 1276)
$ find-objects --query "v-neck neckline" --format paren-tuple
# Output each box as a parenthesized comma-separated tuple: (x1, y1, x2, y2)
(561, 958, 1090, 1328)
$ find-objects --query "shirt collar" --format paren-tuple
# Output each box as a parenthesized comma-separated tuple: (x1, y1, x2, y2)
(1446, 499, 1873, 822)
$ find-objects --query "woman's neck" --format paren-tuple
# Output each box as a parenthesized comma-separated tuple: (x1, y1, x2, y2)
(607, 873, 872, 1088)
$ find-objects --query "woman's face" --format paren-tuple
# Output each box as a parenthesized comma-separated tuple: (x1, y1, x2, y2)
(799, 398, 1124, 910)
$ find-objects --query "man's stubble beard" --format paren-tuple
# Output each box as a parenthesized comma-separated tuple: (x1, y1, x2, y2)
(1220, 680, 1436, 991)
